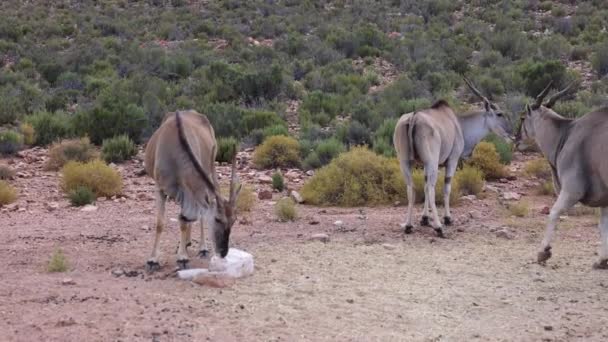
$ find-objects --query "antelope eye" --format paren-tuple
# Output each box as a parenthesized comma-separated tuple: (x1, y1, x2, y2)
(214, 217, 223, 223)
(496, 112, 503, 117)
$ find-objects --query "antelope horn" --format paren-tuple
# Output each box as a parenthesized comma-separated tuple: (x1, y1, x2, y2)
(545, 82, 575, 108)
(532, 81, 553, 109)
(462, 76, 490, 106)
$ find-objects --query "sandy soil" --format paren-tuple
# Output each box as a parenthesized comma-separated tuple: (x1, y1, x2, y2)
(2, 150, 608, 342)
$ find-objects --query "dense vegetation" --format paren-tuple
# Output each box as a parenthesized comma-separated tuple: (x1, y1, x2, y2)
(1, 0, 607, 163)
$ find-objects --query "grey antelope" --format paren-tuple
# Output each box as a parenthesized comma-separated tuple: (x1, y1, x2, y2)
(144, 110, 241, 272)
(517, 82, 608, 269)
(393, 77, 512, 237)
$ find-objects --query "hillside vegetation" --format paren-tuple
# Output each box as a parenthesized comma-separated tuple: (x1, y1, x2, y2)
(1, 0, 607, 160)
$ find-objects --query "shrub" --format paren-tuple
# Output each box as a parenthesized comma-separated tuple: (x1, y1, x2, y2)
(216, 137, 238, 163)
(509, 200, 529, 217)
(236, 185, 255, 212)
(73, 104, 146, 145)
(45, 138, 98, 171)
(243, 110, 284, 133)
(537, 180, 555, 196)
(303, 151, 322, 170)
(483, 133, 513, 164)
(253, 136, 300, 169)
(411, 168, 461, 205)
(454, 165, 484, 196)
(519, 60, 567, 97)
(68, 186, 96, 206)
(592, 42, 608, 77)
(372, 118, 397, 157)
(263, 124, 290, 139)
(315, 138, 345, 166)
(47, 248, 68, 273)
(524, 158, 552, 179)
(0, 180, 17, 205)
(0, 164, 15, 180)
(61, 160, 122, 197)
(272, 171, 285, 192)
(301, 147, 406, 206)
(0, 130, 23, 155)
(469, 142, 508, 180)
(25, 111, 72, 146)
(20, 123, 35, 145)
(102, 135, 137, 163)
(275, 197, 297, 222)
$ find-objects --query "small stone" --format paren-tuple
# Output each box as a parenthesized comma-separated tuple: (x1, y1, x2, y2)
(80, 205, 98, 212)
(310, 233, 330, 243)
(258, 190, 273, 200)
(306, 170, 314, 176)
(485, 185, 499, 193)
(61, 278, 76, 285)
(309, 219, 320, 225)
(46, 202, 60, 211)
(502, 192, 521, 201)
(258, 175, 272, 184)
(346, 299, 354, 304)
(495, 228, 514, 240)
(5, 203, 19, 212)
(468, 211, 481, 219)
(290, 191, 304, 204)
(393, 201, 401, 206)
(544, 325, 553, 331)
(18, 207, 26, 212)
(192, 273, 235, 288)
(382, 243, 397, 250)
(334, 220, 343, 227)
(112, 269, 125, 277)
(541, 206, 550, 215)
(461, 195, 477, 202)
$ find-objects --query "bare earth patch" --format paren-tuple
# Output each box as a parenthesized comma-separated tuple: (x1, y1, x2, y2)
(1, 150, 608, 341)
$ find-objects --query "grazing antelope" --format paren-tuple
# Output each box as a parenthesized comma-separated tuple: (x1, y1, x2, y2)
(393, 77, 512, 237)
(516, 82, 608, 269)
(144, 110, 241, 272)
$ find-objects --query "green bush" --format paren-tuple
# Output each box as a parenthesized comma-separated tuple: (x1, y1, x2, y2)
(519, 60, 567, 96)
(243, 110, 284, 133)
(315, 138, 345, 166)
(253, 136, 300, 169)
(216, 137, 238, 163)
(301, 147, 406, 206)
(68, 186, 96, 206)
(47, 248, 68, 273)
(102, 135, 137, 163)
(25, 111, 73, 146)
(272, 171, 285, 192)
(0, 180, 17, 205)
(303, 151, 322, 170)
(0, 130, 23, 155)
(483, 133, 513, 164)
(592, 42, 608, 77)
(275, 198, 297, 222)
(454, 165, 484, 196)
(46, 138, 98, 171)
(61, 160, 123, 197)
(552, 100, 591, 118)
(73, 104, 146, 145)
(263, 124, 289, 139)
(469, 142, 508, 180)
(373, 118, 397, 157)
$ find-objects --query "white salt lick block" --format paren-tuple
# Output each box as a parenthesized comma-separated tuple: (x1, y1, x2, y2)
(177, 248, 254, 281)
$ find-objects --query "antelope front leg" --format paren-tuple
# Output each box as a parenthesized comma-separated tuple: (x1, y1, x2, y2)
(177, 218, 191, 269)
(147, 190, 166, 272)
(198, 218, 210, 258)
(593, 207, 608, 269)
(537, 190, 577, 264)
(425, 169, 444, 238)
(443, 161, 458, 226)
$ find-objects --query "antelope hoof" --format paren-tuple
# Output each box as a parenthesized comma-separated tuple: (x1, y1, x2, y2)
(186, 241, 192, 248)
(435, 228, 445, 238)
(146, 260, 160, 273)
(198, 249, 209, 258)
(420, 216, 430, 226)
(443, 216, 452, 226)
(537, 246, 552, 264)
(592, 259, 608, 270)
(177, 259, 189, 270)
(404, 225, 413, 234)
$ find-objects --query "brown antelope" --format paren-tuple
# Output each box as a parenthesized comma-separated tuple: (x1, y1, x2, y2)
(517, 82, 608, 269)
(144, 110, 241, 272)
(393, 77, 512, 237)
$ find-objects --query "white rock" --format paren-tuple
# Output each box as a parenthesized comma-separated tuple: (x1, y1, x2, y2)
(178, 248, 254, 280)
(290, 191, 304, 204)
(46, 202, 60, 211)
(461, 195, 477, 202)
(306, 170, 314, 176)
(334, 220, 343, 227)
(382, 243, 397, 250)
(310, 233, 330, 243)
(502, 192, 521, 201)
(80, 205, 98, 212)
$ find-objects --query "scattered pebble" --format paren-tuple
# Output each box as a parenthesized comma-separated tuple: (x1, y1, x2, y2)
(495, 228, 514, 240)
(61, 278, 76, 285)
(502, 192, 521, 201)
(334, 220, 343, 227)
(80, 205, 98, 212)
(290, 191, 304, 204)
(382, 243, 397, 250)
(310, 233, 330, 243)
(258, 190, 273, 200)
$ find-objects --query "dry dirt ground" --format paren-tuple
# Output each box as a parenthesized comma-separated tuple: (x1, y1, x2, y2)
(2, 150, 608, 342)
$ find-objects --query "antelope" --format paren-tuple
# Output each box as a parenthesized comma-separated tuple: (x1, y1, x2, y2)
(516, 82, 608, 269)
(393, 77, 512, 237)
(143, 110, 241, 272)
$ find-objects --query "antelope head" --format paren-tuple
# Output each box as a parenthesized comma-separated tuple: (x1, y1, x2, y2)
(463, 76, 513, 140)
(210, 147, 242, 258)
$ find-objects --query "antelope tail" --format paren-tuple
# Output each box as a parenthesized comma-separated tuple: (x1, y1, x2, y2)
(175, 111, 217, 193)
(407, 113, 417, 162)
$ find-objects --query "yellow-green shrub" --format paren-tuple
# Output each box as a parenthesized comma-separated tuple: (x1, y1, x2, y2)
(469, 142, 508, 179)
(61, 160, 122, 197)
(253, 136, 300, 169)
(411, 168, 461, 205)
(20, 123, 35, 145)
(301, 147, 406, 206)
(0, 164, 15, 180)
(45, 138, 98, 171)
(509, 200, 529, 217)
(454, 165, 484, 196)
(48, 248, 68, 272)
(537, 180, 555, 196)
(275, 197, 297, 221)
(0, 180, 17, 205)
(236, 185, 256, 212)
(524, 158, 552, 179)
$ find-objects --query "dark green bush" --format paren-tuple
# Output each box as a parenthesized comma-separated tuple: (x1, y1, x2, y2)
(372, 118, 397, 157)
(263, 124, 289, 139)
(483, 133, 513, 165)
(519, 60, 567, 96)
(592, 42, 608, 77)
(216, 137, 238, 163)
(272, 171, 285, 192)
(315, 138, 345, 166)
(69, 186, 96, 206)
(0, 130, 23, 155)
(102, 135, 137, 163)
(25, 111, 73, 146)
